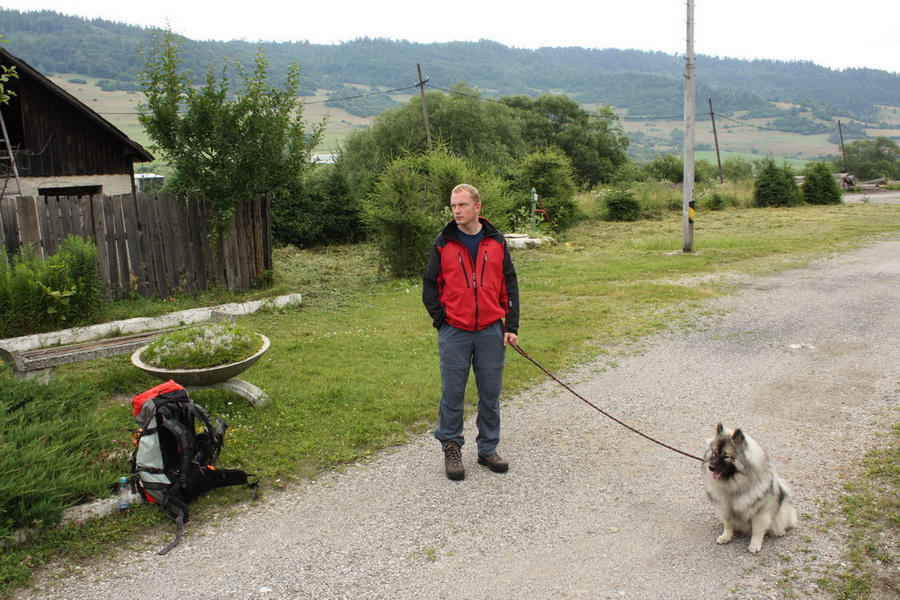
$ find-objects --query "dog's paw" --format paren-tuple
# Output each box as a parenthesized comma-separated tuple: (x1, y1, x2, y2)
(716, 532, 733, 545)
(748, 539, 763, 554)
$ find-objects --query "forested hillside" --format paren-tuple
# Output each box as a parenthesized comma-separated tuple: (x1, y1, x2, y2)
(3, 7, 899, 124)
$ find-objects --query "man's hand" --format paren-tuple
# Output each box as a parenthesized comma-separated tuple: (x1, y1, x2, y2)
(504, 332, 519, 347)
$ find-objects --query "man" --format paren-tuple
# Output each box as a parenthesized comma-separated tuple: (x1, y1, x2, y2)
(422, 183, 520, 480)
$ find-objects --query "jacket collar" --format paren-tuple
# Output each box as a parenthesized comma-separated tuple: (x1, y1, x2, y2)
(441, 216, 500, 242)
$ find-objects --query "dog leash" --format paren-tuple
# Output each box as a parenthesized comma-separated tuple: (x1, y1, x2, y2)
(512, 345, 704, 462)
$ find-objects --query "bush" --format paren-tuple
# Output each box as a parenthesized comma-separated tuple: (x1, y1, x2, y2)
(0, 236, 104, 337)
(514, 148, 583, 233)
(753, 158, 802, 208)
(802, 161, 843, 205)
(602, 190, 642, 221)
(642, 154, 718, 184)
(363, 150, 511, 278)
(0, 377, 119, 539)
(271, 165, 365, 248)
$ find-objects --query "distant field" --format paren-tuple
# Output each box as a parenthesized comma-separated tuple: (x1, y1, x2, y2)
(50, 75, 373, 160)
(51, 74, 897, 168)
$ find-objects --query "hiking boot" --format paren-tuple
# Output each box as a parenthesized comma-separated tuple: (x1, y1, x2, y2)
(443, 441, 465, 480)
(477, 453, 509, 473)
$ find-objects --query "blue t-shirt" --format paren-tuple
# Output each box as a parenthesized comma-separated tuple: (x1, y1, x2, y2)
(457, 228, 484, 266)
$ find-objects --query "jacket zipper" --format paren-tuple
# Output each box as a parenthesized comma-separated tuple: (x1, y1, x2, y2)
(457, 253, 471, 288)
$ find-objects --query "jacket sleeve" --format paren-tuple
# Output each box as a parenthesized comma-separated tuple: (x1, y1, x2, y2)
(502, 243, 520, 334)
(422, 239, 446, 329)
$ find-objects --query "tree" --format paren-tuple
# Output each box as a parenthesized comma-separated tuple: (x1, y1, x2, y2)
(340, 84, 525, 201)
(832, 136, 900, 181)
(502, 94, 630, 187)
(721, 156, 755, 181)
(136, 28, 324, 234)
(270, 164, 365, 248)
(802, 162, 842, 205)
(0, 34, 18, 104)
(753, 157, 802, 208)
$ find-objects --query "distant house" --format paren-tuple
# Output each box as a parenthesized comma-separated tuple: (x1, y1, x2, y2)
(0, 47, 153, 198)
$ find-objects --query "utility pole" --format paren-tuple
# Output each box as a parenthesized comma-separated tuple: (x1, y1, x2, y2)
(838, 120, 848, 172)
(416, 63, 433, 151)
(682, 0, 696, 252)
(709, 98, 723, 184)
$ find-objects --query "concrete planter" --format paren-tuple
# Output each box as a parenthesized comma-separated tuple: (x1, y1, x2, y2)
(131, 333, 270, 386)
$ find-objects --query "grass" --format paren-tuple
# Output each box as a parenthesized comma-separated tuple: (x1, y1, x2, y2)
(2, 200, 900, 598)
(817, 424, 900, 599)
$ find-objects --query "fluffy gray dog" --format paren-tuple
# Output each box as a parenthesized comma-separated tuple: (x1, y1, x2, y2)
(702, 423, 799, 553)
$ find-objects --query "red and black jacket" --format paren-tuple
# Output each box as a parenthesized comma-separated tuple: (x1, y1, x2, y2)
(422, 217, 519, 334)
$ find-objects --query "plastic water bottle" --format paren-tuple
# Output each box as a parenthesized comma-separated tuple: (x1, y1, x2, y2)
(117, 476, 130, 516)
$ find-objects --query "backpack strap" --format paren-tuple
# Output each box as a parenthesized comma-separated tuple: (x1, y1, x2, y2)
(158, 414, 195, 488)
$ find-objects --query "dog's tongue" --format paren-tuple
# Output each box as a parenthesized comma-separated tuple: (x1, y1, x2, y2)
(712, 472, 723, 481)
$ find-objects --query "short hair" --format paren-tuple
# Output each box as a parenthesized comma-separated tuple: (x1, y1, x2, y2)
(452, 183, 480, 203)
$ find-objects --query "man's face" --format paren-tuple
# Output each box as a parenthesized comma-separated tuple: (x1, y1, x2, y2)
(450, 190, 481, 231)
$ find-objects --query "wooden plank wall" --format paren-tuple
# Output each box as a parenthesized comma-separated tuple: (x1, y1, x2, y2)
(0, 193, 271, 299)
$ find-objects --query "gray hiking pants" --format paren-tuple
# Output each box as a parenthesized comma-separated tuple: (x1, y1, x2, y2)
(434, 320, 506, 455)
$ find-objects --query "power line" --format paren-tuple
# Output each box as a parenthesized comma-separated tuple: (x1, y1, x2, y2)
(88, 74, 884, 142)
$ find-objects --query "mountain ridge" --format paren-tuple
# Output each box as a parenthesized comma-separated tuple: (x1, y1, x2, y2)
(2, 7, 899, 125)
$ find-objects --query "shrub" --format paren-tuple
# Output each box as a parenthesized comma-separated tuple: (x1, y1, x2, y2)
(271, 164, 366, 248)
(602, 190, 642, 221)
(0, 236, 104, 337)
(514, 148, 583, 233)
(643, 153, 683, 183)
(363, 150, 511, 278)
(0, 377, 119, 539)
(753, 157, 802, 208)
(802, 161, 843, 205)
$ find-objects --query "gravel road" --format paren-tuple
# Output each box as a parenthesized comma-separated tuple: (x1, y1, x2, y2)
(16, 232, 900, 600)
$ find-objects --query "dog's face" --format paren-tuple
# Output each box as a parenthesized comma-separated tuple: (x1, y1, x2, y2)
(705, 423, 747, 481)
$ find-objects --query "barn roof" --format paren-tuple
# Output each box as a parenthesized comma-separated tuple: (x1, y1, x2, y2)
(0, 47, 154, 163)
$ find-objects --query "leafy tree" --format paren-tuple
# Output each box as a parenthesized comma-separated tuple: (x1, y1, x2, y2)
(721, 156, 756, 181)
(753, 157, 802, 207)
(832, 136, 900, 181)
(340, 84, 525, 201)
(0, 34, 17, 104)
(136, 28, 324, 234)
(643, 153, 682, 182)
(642, 154, 717, 184)
(802, 162, 842, 205)
(502, 94, 630, 187)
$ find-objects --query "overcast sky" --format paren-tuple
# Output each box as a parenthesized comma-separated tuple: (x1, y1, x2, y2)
(3, 0, 898, 74)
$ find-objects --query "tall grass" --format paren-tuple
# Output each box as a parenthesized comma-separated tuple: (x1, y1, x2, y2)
(588, 181, 755, 221)
(0, 236, 104, 337)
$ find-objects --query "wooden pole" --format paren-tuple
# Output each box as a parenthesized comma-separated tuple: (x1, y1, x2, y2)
(417, 63, 433, 152)
(838, 120, 848, 172)
(682, 0, 695, 252)
(709, 98, 724, 184)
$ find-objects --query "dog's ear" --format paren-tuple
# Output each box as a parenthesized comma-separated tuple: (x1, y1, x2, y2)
(715, 422, 725, 435)
(731, 428, 746, 446)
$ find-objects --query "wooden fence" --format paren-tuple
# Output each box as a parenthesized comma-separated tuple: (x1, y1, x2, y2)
(0, 192, 272, 299)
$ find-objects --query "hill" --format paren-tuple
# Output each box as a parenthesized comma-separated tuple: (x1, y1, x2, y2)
(2, 8, 899, 162)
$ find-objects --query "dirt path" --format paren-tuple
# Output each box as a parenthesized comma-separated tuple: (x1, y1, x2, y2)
(15, 235, 900, 600)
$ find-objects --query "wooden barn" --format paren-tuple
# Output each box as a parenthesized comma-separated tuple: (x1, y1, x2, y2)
(0, 47, 153, 198)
